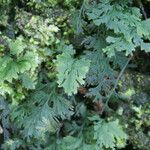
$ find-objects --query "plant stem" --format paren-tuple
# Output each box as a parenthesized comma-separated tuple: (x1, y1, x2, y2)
(138, 0, 147, 19)
(101, 57, 132, 114)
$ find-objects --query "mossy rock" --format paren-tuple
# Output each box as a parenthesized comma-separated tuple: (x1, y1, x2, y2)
(115, 71, 150, 149)
(118, 71, 150, 105)
(116, 101, 150, 150)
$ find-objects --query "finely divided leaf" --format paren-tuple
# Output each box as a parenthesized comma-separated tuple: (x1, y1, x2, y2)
(90, 116, 128, 150)
(56, 45, 90, 95)
(8, 37, 26, 55)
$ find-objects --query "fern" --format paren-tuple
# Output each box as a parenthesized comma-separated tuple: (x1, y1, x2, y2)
(19, 73, 35, 89)
(87, 0, 150, 56)
(8, 37, 26, 55)
(56, 45, 90, 95)
(0, 35, 41, 105)
(1, 0, 149, 149)
(44, 115, 128, 150)
(89, 115, 128, 150)
(2, 139, 24, 150)
(84, 35, 116, 100)
(84, 35, 128, 101)
(59, 135, 95, 150)
(0, 57, 19, 82)
(0, 36, 39, 85)
(11, 82, 74, 139)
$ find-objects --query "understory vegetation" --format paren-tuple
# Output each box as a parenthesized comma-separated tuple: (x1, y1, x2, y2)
(0, 0, 150, 149)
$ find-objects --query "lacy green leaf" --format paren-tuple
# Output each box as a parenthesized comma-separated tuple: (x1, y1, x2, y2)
(87, 0, 150, 56)
(56, 45, 90, 95)
(8, 37, 26, 55)
(17, 51, 39, 73)
(20, 73, 35, 89)
(0, 57, 19, 82)
(84, 36, 116, 100)
(89, 116, 128, 150)
(11, 83, 74, 139)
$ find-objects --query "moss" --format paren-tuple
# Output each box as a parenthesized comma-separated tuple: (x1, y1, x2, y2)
(115, 103, 150, 150)
(119, 88, 135, 100)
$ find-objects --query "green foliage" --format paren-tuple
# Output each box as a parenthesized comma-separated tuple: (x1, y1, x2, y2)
(0, 0, 150, 149)
(20, 73, 35, 89)
(3, 139, 24, 150)
(8, 37, 26, 55)
(15, 10, 60, 47)
(56, 45, 90, 95)
(0, 97, 10, 141)
(84, 35, 116, 100)
(0, 36, 40, 105)
(87, 0, 150, 56)
(45, 116, 127, 150)
(11, 82, 73, 139)
(89, 116, 128, 150)
(115, 103, 150, 150)
(58, 136, 95, 150)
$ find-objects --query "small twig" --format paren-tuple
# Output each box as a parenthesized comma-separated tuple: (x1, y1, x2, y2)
(138, 0, 147, 19)
(0, 125, 3, 134)
(101, 57, 132, 114)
